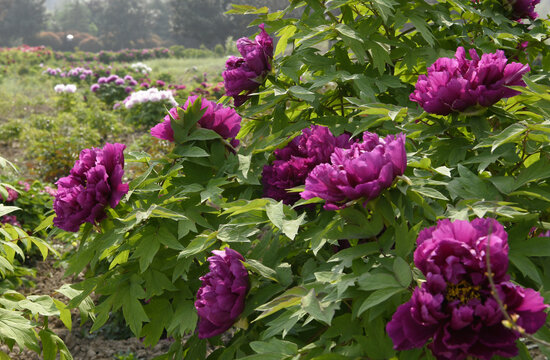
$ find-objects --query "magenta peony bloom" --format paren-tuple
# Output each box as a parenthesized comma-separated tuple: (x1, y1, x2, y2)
(90, 84, 100, 92)
(410, 47, 530, 115)
(53, 143, 129, 232)
(1, 186, 18, 202)
(301, 132, 406, 210)
(509, 0, 540, 20)
(387, 218, 548, 360)
(150, 96, 241, 146)
(195, 248, 249, 339)
(262, 125, 355, 205)
(18, 181, 31, 192)
(222, 24, 273, 107)
(0, 215, 20, 227)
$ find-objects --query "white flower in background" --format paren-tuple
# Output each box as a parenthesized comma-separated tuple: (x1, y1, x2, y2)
(130, 62, 152, 75)
(54, 84, 77, 93)
(123, 87, 177, 109)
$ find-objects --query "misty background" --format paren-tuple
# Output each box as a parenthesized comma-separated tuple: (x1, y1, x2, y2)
(1, 0, 549, 51)
(0, 0, 288, 51)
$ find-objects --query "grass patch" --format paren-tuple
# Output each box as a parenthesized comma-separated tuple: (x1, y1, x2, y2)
(145, 57, 227, 83)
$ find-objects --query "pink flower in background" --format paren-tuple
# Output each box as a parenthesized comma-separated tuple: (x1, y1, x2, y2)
(1, 186, 18, 202)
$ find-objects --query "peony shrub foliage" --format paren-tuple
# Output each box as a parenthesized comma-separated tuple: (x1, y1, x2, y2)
(47, 0, 550, 359)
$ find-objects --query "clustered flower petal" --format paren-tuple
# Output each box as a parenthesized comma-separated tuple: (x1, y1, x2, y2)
(122, 87, 177, 109)
(53, 143, 129, 232)
(0, 215, 20, 227)
(301, 132, 406, 210)
(54, 84, 77, 93)
(262, 125, 355, 205)
(150, 96, 242, 146)
(387, 218, 548, 360)
(130, 62, 152, 74)
(410, 47, 530, 115)
(223, 24, 273, 107)
(1, 186, 18, 202)
(195, 248, 249, 339)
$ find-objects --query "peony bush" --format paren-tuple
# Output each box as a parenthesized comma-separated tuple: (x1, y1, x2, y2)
(39, 0, 550, 359)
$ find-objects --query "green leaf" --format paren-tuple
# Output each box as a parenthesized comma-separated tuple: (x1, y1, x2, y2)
(166, 300, 197, 337)
(245, 259, 277, 281)
(266, 202, 285, 229)
(509, 253, 541, 283)
(122, 277, 149, 336)
(133, 233, 161, 273)
(142, 298, 174, 347)
(218, 224, 260, 243)
(409, 15, 435, 46)
(18, 295, 59, 317)
(328, 242, 379, 267)
(336, 24, 363, 42)
(255, 287, 308, 321)
(393, 257, 412, 287)
(288, 85, 316, 102)
(53, 299, 72, 331)
(511, 236, 550, 257)
(39, 329, 57, 360)
(514, 157, 550, 191)
(275, 25, 296, 56)
(357, 272, 401, 291)
(250, 338, 298, 356)
(0, 205, 20, 218)
(357, 288, 405, 316)
(411, 186, 448, 200)
(282, 213, 305, 240)
(301, 289, 333, 325)
(0, 308, 40, 352)
(490, 123, 526, 152)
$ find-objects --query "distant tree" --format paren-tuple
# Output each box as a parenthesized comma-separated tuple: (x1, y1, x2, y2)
(0, 0, 48, 46)
(86, 0, 152, 50)
(170, 0, 288, 48)
(53, 0, 93, 35)
(146, 0, 173, 45)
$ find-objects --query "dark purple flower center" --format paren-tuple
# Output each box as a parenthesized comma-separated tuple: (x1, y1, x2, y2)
(445, 280, 480, 304)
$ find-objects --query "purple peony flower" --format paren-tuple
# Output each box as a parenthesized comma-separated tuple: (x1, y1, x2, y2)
(509, 0, 540, 20)
(53, 143, 129, 232)
(262, 125, 355, 205)
(301, 132, 406, 210)
(1, 186, 18, 202)
(0, 215, 21, 227)
(222, 24, 273, 107)
(410, 47, 530, 115)
(195, 248, 249, 339)
(387, 218, 548, 360)
(150, 96, 241, 146)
